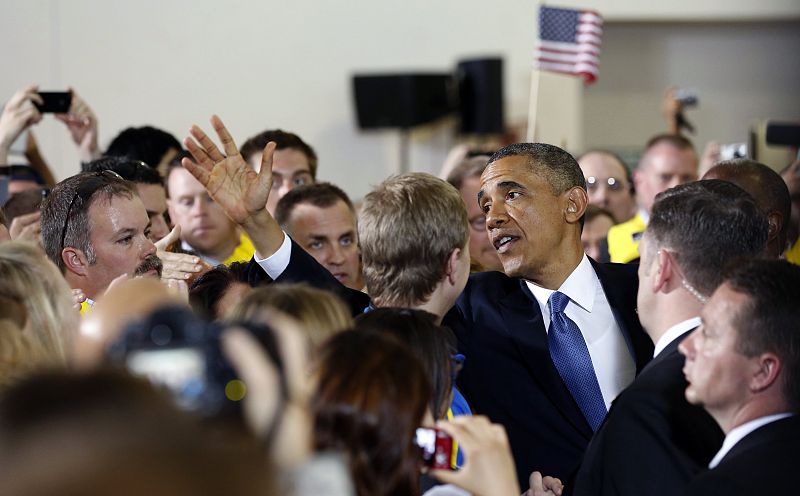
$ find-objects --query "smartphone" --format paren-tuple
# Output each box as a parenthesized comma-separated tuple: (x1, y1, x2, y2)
(719, 143, 748, 161)
(415, 427, 454, 470)
(34, 91, 72, 113)
(674, 88, 698, 107)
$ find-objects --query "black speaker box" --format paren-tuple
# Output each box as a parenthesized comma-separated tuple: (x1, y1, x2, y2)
(352, 74, 455, 129)
(457, 58, 504, 135)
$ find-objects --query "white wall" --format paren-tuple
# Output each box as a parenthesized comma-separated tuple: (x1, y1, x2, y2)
(2, 1, 799, 200)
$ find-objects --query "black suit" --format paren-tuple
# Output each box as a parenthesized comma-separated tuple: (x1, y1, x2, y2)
(569, 329, 724, 496)
(685, 415, 800, 496)
(246, 244, 652, 487)
(447, 261, 652, 487)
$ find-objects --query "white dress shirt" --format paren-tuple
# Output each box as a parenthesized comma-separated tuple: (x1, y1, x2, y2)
(652, 317, 701, 358)
(526, 254, 636, 409)
(255, 232, 291, 278)
(708, 413, 795, 468)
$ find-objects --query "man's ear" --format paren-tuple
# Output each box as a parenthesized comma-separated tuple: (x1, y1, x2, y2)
(751, 353, 782, 394)
(565, 187, 588, 224)
(653, 249, 675, 293)
(766, 211, 782, 244)
(62, 247, 90, 277)
(446, 247, 464, 285)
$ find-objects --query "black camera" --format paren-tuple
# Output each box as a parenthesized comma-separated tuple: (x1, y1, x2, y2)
(107, 305, 285, 420)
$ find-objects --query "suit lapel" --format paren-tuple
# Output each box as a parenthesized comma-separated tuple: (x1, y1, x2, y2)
(499, 279, 593, 438)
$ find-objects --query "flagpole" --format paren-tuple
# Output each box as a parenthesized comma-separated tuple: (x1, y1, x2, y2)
(527, 2, 543, 143)
(527, 68, 541, 142)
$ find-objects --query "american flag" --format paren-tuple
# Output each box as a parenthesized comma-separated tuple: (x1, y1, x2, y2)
(533, 6, 603, 84)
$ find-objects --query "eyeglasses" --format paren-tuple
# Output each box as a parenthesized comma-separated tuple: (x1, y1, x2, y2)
(59, 170, 124, 254)
(586, 176, 625, 192)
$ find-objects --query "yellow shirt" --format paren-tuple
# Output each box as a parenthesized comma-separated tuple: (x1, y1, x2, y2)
(222, 234, 255, 266)
(786, 238, 800, 265)
(607, 213, 647, 263)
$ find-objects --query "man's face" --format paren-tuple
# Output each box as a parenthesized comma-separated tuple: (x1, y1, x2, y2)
(582, 213, 615, 262)
(579, 152, 635, 223)
(167, 167, 238, 256)
(248, 148, 314, 215)
(460, 175, 503, 272)
(679, 283, 755, 418)
(135, 183, 169, 242)
(286, 199, 363, 290)
(634, 143, 698, 214)
(84, 195, 161, 295)
(478, 156, 572, 281)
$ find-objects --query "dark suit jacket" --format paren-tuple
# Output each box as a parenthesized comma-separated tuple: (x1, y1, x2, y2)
(246, 245, 652, 488)
(685, 415, 800, 496)
(447, 261, 652, 487)
(569, 330, 724, 496)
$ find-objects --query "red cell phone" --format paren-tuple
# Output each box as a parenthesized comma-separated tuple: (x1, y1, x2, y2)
(415, 427, 454, 470)
(35, 91, 72, 113)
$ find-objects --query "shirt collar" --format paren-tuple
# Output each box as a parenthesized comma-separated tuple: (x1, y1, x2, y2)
(653, 317, 701, 358)
(181, 240, 221, 267)
(709, 413, 795, 468)
(638, 208, 650, 225)
(526, 254, 596, 313)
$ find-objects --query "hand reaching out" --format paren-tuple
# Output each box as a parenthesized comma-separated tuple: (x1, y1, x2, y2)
(0, 85, 43, 162)
(526, 471, 564, 496)
(55, 87, 99, 162)
(183, 115, 285, 258)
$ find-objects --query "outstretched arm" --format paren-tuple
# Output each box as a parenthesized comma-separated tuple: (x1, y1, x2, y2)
(182, 115, 285, 258)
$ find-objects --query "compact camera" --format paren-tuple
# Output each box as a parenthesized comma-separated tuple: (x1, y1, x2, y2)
(107, 305, 285, 420)
(415, 427, 454, 470)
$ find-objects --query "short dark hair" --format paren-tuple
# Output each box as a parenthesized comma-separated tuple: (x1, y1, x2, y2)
(41, 172, 136, 273)
(274, 182, 353, 229)
(647, 179, 768, 296)
(355, 308, 455, 420)
(240, 129, 318, 179)
(488, 143, 586, 195)
(105, 126, 182, 169)
(85, 156, 162, 186)
(446, 155, 490, 191)
(707, 159, 792, 250)
(188, 262, 252, 321)
(724, 260, 800, 410)
(2, 188, 46, 227)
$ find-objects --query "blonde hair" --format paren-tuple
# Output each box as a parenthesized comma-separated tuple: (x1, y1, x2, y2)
(0, 242, 78, 362)
(226, 283, 352, 349)
(359, 173, 468, 307)
(0, 319, 60, 391)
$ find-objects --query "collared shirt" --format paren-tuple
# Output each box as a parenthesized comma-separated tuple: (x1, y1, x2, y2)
(708, 413, 795, 468)
(185, 233, 256, 267)
(526, 254, 636, 409)
(79, 297, 96, 317)
(653, 317, 701, 358)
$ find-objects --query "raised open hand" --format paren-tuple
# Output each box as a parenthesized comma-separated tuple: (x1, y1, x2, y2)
(183, 115, 277, 226)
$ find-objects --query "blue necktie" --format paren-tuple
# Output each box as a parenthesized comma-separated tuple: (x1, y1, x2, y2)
(547, 291, 607, 432)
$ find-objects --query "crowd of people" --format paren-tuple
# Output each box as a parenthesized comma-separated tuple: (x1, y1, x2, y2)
(1, 82, 799, 496)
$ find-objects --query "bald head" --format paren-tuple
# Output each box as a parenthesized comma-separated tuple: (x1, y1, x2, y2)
(76, 278, 186, 369)
(578, 150, 636, 223)
(703, 159, 791, 258)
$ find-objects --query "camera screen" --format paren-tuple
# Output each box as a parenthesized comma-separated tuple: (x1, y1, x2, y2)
(415, 427, 437, 460)
(127, 348, 206, 410)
